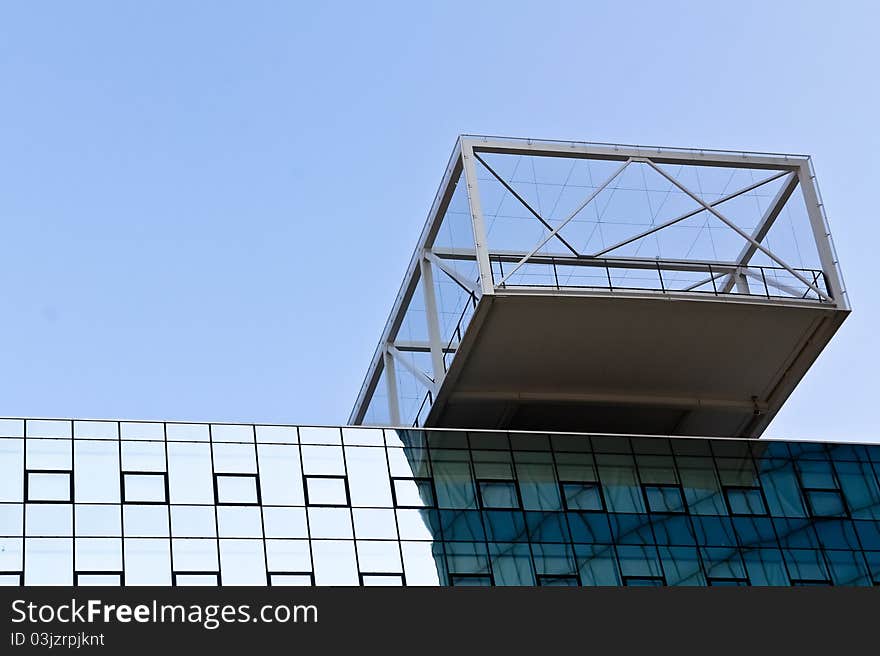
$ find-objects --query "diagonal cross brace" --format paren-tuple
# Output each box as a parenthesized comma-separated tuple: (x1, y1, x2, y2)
(497, 159, 632, 286)
(424, 250, 480, 296)
(591, 169, 791, 257)
(642, 160, 830, 302)
(473, 152, 580, 256)
(718, 172, 800, 294)
(386, 344, 435, 390)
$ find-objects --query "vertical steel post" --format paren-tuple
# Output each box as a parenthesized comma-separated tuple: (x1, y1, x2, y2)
(420, 255, 445, 393)
(797, 161, 847, 308)
(383, 350, 401, 426)
(461, 140, 495, 296)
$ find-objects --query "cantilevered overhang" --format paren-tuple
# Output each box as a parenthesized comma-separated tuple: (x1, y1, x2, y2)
(425, 290, 848, 437)
(350, 136, 851, 437)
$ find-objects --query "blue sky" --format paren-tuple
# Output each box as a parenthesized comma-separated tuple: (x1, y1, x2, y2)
(0, 2, 876, 440)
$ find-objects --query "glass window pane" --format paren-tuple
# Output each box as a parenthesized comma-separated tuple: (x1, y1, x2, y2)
(597, 455, 644, 513)
(270, 573, 312, 586)
(123, 505, 169, 538)
(262, 507, 308, 539)
(215, 475, 259, 505)
(73, 421, 118, 440)
(124, 538, 171, 585)
(313, 540, 358, 585)
(75, 537, 122, 571)
(759, 460, 806, 517)
(478, 481, 519, 509)
(26, 504, 72, 537)
(26, 439, 72, 470)
(219, 539, 266, 585)
(75, 505, 121, 537)
(74, 441, 120, 503)
(645, 485, 685, 513)
(0, 439, 24, 502)
(401, 541, 442, 585)
(356, 540, 402, 573)
(257, 444, 304, 505)
(77, 573, 122, 586)
(300, 445, 345, 475)
(431, 450, 477, 510)
(120, 422, 164, 441)
(217, 507, 263, 538)
(27, 472, 71, 502)
(165, 423, 210, 442)
(345, 446, 392, 507)
(167, 443, 214, 504)
(210, 425, 254, 443)
(305, 477, 349, 506)
(175, 573, 219, 586)
(212, 443, 256, 474)
(806, 490, 847, 518)
(123, 473, 167, 504)
(489, 542, 534, 585)
(353, 508, 398, 540)
(27, 421, 71, 439)
(0, 505, 23, 538)
(25, 538, 73, 585)
(515, 458, 561, 511)
(265, 539, 311, 573)
(307, 508, 353, 539)
(170, 506, 216, 538)
(725, 487, 767, 516)
(121, 442, 165, 472)
(393, 478, 434, 508)
(562, 482, 603, 511)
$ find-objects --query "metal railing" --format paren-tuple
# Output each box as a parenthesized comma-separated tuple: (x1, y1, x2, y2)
(489, 255, 830, 302)
(412, 291, 478, 428)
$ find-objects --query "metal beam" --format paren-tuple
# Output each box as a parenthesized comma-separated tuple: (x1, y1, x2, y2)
(394, 340, 457, 354)
(448, 388, 768, 412)
(497, 159, 633, 286)
(424, 250, 479, 295)
(643, 159, 830, 302)
(433, 248, 745, 274)
(383, 351, 401, 426)
(463, 135, 807, 171)
(718, 173, 800, 293)
(461, 142, 495, 297)
(419, 257, 445, 392)
(797, 160, 847, 308)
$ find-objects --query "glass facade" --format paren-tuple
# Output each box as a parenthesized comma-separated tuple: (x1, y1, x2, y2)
(2, 418, 880, 586)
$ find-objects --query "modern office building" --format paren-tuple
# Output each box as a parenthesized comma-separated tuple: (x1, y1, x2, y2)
(2, 136, 873, 587)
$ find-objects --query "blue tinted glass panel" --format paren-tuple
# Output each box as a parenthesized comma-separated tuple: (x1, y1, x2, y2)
(561, 482, 603, 511)
(725, 487, 767, 516)
(478, 481, 519, 509)
(806, 489, 847, 518)
(645, 485, 685, 513)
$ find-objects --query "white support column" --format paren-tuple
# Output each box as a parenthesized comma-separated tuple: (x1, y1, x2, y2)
(733, 270, 751, 294)
(420, 255, 445, 390)
(461, 140, 495, 296)
(383, 350, 401, 426)
(797, 161, 847, 307)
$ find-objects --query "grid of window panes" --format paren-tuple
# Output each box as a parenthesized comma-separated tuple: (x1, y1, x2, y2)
(1, 418, 880, 586)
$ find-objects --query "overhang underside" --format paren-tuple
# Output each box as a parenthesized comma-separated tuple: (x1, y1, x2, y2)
(426, 294, 847, 437)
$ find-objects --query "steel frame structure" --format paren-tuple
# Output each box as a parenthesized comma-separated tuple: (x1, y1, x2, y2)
(350, 135, 849, 428)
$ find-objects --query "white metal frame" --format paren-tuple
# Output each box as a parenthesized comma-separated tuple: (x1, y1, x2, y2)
(350, 135, 849, 426)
